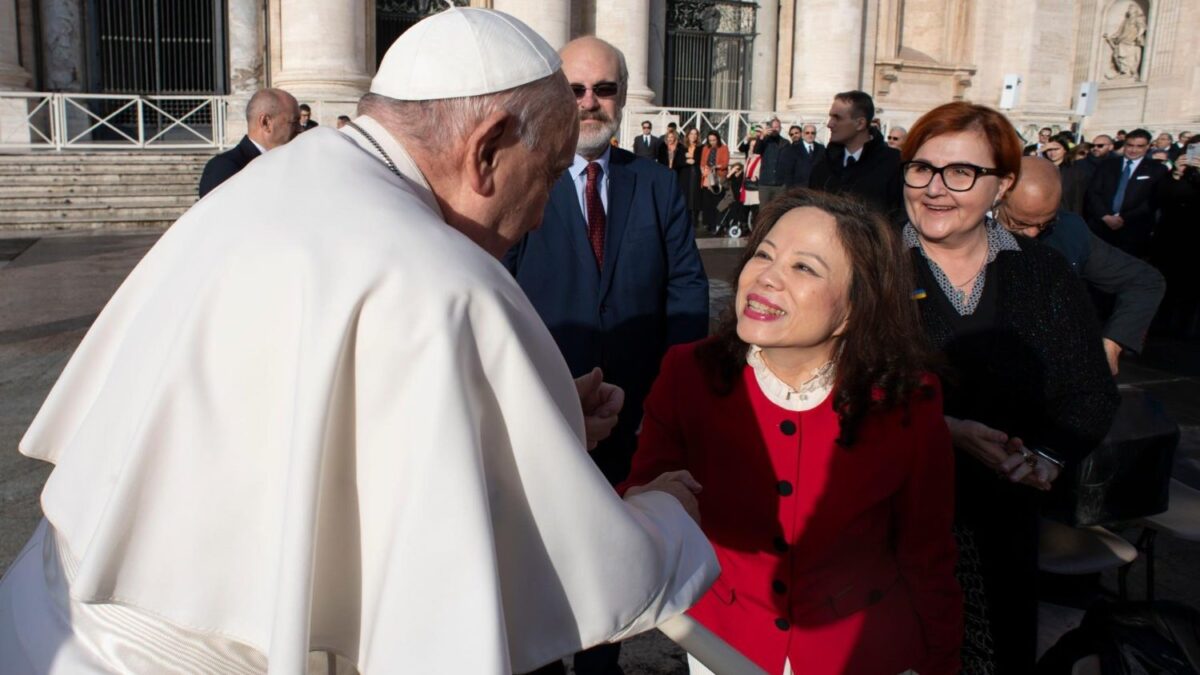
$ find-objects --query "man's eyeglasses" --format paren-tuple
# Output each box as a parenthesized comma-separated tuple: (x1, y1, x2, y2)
(571, 82, 620, 99)
(887, 136, 902, 142)
(902, 160, 1002, 192)
(997, 205, 1058, 233)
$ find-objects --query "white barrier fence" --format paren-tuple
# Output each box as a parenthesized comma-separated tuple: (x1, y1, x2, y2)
(0, 93, 228, 150)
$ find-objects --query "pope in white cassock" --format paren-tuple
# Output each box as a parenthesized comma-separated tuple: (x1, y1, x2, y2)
(0, 8, 718, 674)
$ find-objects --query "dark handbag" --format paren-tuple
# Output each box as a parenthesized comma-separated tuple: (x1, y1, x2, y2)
(1037, 600, 1200, 674)
(1046, 388, 1179, 527)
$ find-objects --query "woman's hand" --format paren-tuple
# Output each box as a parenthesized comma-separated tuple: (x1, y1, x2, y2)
(945, 416, 1010, 470)
(996, 442, 1061, 491)
(625, 470, 703, 524)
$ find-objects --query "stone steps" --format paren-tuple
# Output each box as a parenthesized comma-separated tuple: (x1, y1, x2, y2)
(0, 151, 210, 232)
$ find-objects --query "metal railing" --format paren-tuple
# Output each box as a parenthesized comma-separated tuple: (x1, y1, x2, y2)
(622, 106, 823, 155)
(0, 92, 228, 150)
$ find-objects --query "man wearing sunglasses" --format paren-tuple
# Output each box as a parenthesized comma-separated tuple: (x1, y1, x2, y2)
(778, 123, 825, 190)
(505, 40, 709, 675)
(997, 157, 1163, 375)
(632, 120, 662, 160)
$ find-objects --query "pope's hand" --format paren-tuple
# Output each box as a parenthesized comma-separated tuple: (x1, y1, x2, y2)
(574, 367, 625, 451)
(625, 470, 703, 524)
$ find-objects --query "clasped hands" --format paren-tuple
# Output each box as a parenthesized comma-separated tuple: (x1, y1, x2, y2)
(945, 416, 1060, 491)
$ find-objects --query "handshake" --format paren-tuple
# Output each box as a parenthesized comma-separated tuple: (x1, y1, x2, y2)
(574, 368, 703, 524)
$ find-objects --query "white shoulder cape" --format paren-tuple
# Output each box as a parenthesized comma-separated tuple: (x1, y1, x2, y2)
(8, 121, 717, 673)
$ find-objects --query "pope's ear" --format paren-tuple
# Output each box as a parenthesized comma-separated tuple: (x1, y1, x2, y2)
(464, 109, 514, 197)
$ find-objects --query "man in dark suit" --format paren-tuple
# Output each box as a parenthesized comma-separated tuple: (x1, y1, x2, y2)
(297, 103, 319, 131)
(1084, 128, 1169, 257)
(199, 89, 300, 197)
(1001, 157, 1164, 375)
(631, 120, 661, 160)
(778, 122, 825, 189)
(504, 36, 708, 674)
(808, 91, 903, 221)
(1023, 127, 1052, 156)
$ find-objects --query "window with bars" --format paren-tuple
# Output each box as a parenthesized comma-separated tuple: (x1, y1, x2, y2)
(664, 0, 756, 110)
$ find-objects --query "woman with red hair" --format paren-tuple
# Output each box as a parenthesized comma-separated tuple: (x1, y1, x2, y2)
(900, 102, 1119, 673)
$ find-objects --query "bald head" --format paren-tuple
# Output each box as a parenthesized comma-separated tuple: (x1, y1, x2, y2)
(245, 88, 300, 150)
(999, 157, 1061, 237)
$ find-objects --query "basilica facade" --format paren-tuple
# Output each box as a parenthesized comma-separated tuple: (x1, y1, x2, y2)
(2, 0, 1197, 142)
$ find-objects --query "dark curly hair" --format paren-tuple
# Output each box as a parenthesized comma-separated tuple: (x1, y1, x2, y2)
(695, 189, 939, 446)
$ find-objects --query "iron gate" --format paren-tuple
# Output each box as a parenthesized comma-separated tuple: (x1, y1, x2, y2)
(376, 0, 468, 67)
(664, 0, 756, 110)
(85, 0, 226, 141)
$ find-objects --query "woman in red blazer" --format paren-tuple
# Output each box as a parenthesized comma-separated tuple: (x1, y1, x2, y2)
(620, 190, 962, 675)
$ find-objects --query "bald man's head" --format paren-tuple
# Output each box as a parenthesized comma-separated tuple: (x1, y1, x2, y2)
(561, 36, 629, 159)
(998, 157, 1061, 237)
(245, 88, 300, 150)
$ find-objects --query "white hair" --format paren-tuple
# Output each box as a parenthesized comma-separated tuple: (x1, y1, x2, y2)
(357, 73, 571, 151)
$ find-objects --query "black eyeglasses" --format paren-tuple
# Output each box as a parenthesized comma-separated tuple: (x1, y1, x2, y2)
(570, 82, 620, 99)
(902, 160, 1003, 192)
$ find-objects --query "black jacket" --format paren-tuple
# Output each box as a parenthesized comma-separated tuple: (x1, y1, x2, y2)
(1083, 155, 1169, 256)
(198, 135, 261, 198)
(808, 131, 903, 220)
(777, 140, 825, 188)
(632, 133, 662, 160)
(738, 133, 788, 186)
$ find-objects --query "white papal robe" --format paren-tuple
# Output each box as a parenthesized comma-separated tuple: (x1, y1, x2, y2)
(0, 117, 718, 674)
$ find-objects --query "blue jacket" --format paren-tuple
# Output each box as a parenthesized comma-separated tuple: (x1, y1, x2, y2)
(504, 147, 709, 482)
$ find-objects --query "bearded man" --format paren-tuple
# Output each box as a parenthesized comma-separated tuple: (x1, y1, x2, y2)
(0, 10, 716, 674)
(503, 38, 709, 672)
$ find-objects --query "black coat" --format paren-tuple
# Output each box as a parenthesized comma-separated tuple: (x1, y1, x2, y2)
(632, 133, 662, 160)
(656, 141, 687, 172)
(777, 140, 825, 188)
(738, 133, 788, 186)
(198, 135, 261, 198)
(913, 235, 1120, 672)
(808, 131, 903, 221)
(1083, 155, 1169, 256)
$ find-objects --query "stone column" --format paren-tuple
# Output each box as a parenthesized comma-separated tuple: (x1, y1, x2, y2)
(0, 0, 32, 90)
(749, 0, 778, 112)
(787, 0, 864, 114)
(493, 0, 570, 50)
(595, 0, 655, 106)
(647, 0, 667, 102)
(224, 0, 263, 141)
(271, 0, 371, 101)
(38, 0, 85, 92)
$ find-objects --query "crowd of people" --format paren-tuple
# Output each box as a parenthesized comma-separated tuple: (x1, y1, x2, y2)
(1, 6, 1194, 675)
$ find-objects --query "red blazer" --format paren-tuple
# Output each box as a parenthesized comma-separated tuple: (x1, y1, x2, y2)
(620, 342, 962, 675)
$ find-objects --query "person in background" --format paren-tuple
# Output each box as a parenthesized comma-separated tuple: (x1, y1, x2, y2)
(1084, 128, 1170, 257)
(336, 115, 351, 129)
(297, 103, 318, 131)
(700, 130, 729, 234)
(998, 157, 1165, 375)
(778, 123, 825, 190)
(1089, 134, 1115, 163)
(808, 90, 903, 221)
(900, 101, 1119, 673)
(199, 88, 300, 198)
(633, 120, 662, 160)
(1040, 138, 1090, 215)
(739, 117, 788, 207)
(657, 128, 686, 173)
(1152, 136, 1200, 338)
(1023, 126, 1052, 155)
(682, 127, 704, 228)
(620, 190, 963, 675)
(887, 126, 908, 149)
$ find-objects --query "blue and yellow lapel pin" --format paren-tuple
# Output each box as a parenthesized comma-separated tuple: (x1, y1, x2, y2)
(911, 288, 928, 300)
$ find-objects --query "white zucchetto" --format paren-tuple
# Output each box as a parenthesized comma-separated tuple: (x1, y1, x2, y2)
(371, 7, 562, 100)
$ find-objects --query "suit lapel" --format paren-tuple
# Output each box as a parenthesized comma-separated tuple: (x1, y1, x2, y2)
(600, 153, 635, 299)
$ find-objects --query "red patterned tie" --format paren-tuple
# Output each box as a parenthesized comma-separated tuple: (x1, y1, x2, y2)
(585, 161, 606, 267)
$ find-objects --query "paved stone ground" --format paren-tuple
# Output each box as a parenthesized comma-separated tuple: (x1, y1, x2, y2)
(1, 232, 1197, 672)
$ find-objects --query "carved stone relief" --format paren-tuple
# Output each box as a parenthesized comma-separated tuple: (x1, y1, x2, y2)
(1103, 1, 1147, 81)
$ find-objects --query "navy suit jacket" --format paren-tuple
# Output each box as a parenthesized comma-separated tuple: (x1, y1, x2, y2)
(504, 147, 709, 483)
(1084, 155, 1168, 255)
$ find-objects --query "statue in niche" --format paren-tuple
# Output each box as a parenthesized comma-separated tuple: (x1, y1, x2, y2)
(1103, 3, 1147, 80)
